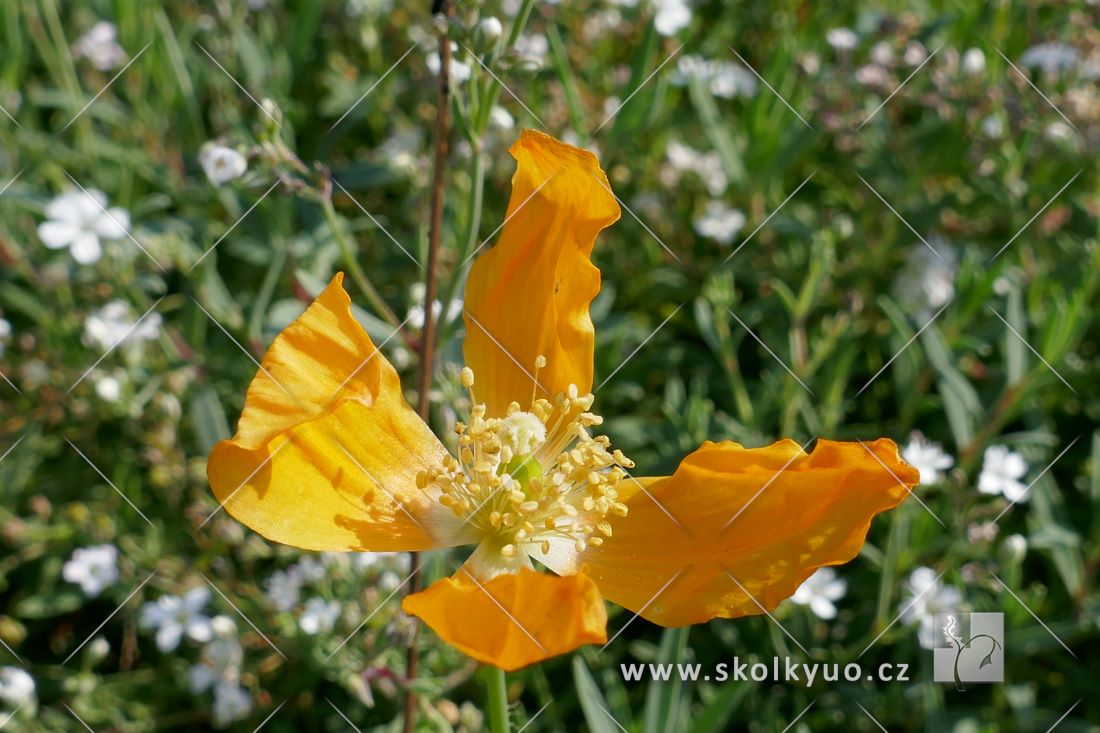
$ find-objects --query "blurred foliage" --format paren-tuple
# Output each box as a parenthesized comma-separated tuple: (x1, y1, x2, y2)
(2, 0, 1099, 731)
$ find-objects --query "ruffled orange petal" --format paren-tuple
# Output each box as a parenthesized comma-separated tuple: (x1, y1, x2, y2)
(463, 129, 620, 417)
(207, 274, 471, 551)
(537, 438, 918, 626)
(402, 568, 607, 670)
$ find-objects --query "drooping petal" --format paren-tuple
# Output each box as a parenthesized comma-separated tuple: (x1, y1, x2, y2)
(536, 438, 917, 627)
(207, 273, 473, 552)
(463, 130, 620, 417)
(402, 567, 607, 670)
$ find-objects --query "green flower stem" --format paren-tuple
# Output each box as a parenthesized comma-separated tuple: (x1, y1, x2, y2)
(320, 193, 403, 333)
(487, 665, 510, 733)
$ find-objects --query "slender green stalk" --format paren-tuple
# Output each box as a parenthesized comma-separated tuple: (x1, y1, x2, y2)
(437, 147, 484, 345)
(487, 666, 510, 733)
(320, 194, 403, 332)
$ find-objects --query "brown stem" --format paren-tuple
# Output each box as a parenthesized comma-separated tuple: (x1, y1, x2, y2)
(405, 2, 452, 731)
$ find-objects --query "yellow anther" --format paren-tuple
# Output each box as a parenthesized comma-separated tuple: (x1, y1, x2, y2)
(421, 366, 633, 562)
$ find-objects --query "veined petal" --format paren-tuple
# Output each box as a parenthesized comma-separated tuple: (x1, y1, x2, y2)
(207, 274, 472, 552)
(463, 130, 620, 417)
(402, 567, 607, 670)
(536, 438, 917, 627)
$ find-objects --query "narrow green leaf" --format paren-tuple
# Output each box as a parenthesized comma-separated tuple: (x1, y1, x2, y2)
(573, 657, 623, 733)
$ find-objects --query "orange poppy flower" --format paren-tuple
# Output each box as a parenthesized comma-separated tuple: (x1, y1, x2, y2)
(207, 129, 919, 671)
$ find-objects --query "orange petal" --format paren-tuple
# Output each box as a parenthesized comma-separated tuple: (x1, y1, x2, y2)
(207, 274, 471, 551)
(402, 568, 608, 670)
(538, 438, 918, 627)
(463, 130, 620, 416)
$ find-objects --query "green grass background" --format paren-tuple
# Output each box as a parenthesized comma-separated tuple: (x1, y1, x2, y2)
(1, 0, 1098, 731)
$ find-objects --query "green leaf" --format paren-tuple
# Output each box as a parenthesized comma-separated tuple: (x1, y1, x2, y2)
(573, 657, 623, 733)
(686, 682, 754, 733)
(189, 385, 231, 455)
(687, 76, 746, 186)
(643, 626, 691, 733)
(1004, 287, 1027, 384)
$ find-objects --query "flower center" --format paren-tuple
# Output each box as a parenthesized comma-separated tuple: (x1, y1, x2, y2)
(416, 361, 632, 569)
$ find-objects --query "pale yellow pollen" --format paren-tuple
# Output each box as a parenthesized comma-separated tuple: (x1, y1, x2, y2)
(422, 362, 632, 562)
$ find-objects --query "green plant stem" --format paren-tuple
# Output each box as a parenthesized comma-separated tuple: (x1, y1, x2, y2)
(436, 147, 484, 345)
(320, 194, 403, 332)
(487, 666, 510, 733)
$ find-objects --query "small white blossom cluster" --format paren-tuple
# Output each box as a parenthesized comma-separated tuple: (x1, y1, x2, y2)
(902, 433, 1031, 504)
(892, 238, 957, 317)
(693, 201, 746, 245)
(84, 300, 162, 353)
(651, 0, 691, 36)
(791, 567, 848, 619)
(264, 552, 407, 635)
(38, 189, 130, 265)
(0, 666, 35, 711)
(140, 587, 252, 726)
(901, 432, 954, 485)
(199, 144, 248, 186)
(664, 140, 727, 196)
(407, 282, 463, 331)
(671, 55, 758, 99)
(978, 445, 1029, 503)
(900, 567, 963, 649)
(62, 544, 120, 598)
(426, 43, 472, 84)
(73, 21, 127, 71)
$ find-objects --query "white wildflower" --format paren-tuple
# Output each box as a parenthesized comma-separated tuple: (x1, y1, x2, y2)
(900, 567, 962, 649)
(199, 144, 247, 186)
(140, 587, 214, 652)
(902, 41, 927, 67)
(83, 300, 162, 352)
(978, 445, 1029, 503)
(62, 545, 119, 598)
(790, 567, 847, 620)
(264, 568, 302, 611)
(672, 56, 757, 99)
(870, 42, 894, 67)
(38, 189, 130, 265)
(693, 201, 745, 245)
(826, 28, 858, 51)
(1020, 42, 1079, 76)
(477, 17, 503, 42)
(892, 239, 957, 315)
(489, 106, 515, 130)
(961, 48, 985, 76)
(0, 667, 35, 709)
(299, 598, 341, 635)
(93, 371, 124, 402)
(212, 682, 252, 727)
(426, 43, 472, 83)
(901, 432, 954, 485)
(514, 34, 549, 66)
(652, 0, 691, 36)
(73, 21, 127, 72)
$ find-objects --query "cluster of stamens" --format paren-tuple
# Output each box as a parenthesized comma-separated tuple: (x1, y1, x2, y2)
(415, 357, 633, 561)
